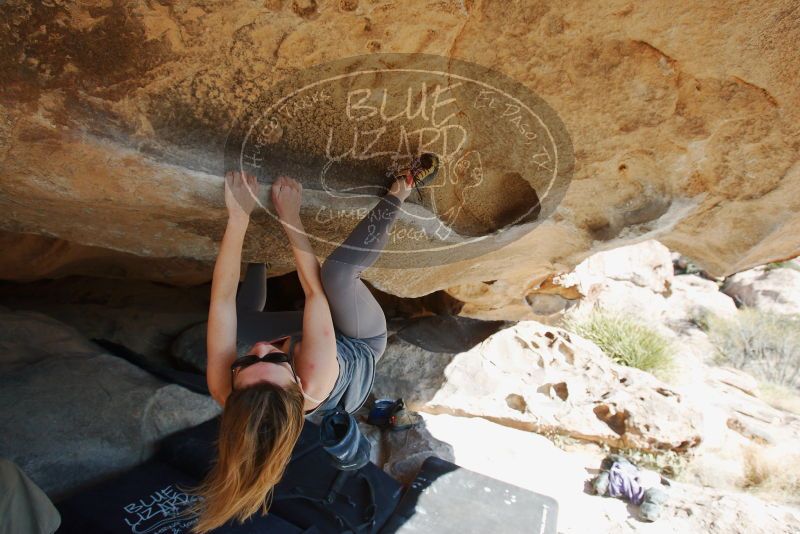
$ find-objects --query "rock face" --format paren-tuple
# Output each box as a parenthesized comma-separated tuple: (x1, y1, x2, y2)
(722, 264, 800, 315)
(663, 274, 738, 327)
(2, 1, 799, 318)
(0, 307, 221, 498)
(524, 239, 738, 331)
(545, 240, 677, 323)
(376, 320, 704, 452)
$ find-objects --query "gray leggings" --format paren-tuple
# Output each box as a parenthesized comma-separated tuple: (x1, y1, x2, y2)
(236, 193, 403, 359)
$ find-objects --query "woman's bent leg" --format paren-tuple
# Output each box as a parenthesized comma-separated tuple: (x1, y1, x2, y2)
(236, 263, 267, 312)
(235, 262, 304, 348)
(320, 193, 402, 356)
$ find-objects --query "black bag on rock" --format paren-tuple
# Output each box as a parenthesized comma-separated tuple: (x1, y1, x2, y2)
(319, 402, 372, 471)
(270, 436, 399, 532)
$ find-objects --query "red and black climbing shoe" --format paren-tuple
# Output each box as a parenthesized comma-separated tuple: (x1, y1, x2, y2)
(395, 152, 441, 201)
(388, 406, 423, 431)
(366, 397, 423, 431)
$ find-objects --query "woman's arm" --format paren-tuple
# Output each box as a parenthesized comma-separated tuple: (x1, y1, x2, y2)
(272, 176, 338, 396)
(272, 176, 324, 297)
(206, 171, 259, 407)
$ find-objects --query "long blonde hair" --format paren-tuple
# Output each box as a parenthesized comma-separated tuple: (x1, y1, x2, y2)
(186, 381, 306, 533)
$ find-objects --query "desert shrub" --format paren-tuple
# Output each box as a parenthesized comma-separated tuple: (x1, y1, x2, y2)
(757, 382, 800, 415)
(566, 311, 674, 374)
(705, 309, 800, 388)
(742, 445, 800, 501)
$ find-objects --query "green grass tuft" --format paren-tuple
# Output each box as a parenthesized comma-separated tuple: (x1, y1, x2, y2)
(566, 311, 675, 374)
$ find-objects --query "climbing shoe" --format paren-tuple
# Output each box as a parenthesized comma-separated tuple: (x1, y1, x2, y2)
(394, 152, 440, 201)
(366, 398, 423, 431)
(388, 405, 423, 431)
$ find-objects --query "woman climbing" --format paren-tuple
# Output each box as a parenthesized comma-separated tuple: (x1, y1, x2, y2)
(189, 153, 440, 533)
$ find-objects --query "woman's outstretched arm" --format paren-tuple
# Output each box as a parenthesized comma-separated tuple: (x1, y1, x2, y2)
(207, 171, 259, 406)
(272, 175, 324, 297)
(273, 176, 338, 398)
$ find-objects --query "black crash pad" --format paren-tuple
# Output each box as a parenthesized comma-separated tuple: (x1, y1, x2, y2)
(55, 459, 306, 534)
(380, 456, 559, 534)
(56, 417, 404, 534)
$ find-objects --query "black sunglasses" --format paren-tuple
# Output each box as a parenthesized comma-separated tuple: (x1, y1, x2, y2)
(230, 351, 299, 390)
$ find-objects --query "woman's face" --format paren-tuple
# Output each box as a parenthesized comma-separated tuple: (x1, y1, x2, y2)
(232, 337, 300, 390)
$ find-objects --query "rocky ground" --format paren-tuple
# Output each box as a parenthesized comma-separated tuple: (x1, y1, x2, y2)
(364, 241, 800, 532)
(361, 412, 800, 534)
(1, 241, 799, 532)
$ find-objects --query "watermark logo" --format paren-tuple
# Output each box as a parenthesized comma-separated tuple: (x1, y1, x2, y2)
(224, 53, 574, 268)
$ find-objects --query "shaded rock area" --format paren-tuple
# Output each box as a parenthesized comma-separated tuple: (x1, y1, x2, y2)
(0, 307, 220, 499)
(172, 320, 270, 373)
(0, 276, 211, 367)
(0, 271, 472, 371)
(171, 321, 210, 373)
(172, 313, 506, 374)
(373, 336, 457, 407)
(392, 314, 511, 353)
(1, 0, 799, 322)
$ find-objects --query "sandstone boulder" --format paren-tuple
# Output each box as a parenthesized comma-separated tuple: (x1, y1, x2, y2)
(376, 320, 704, 452)
(563, 240, 675, 295)
(662, 274, 738, 329)
(722, 265, 800, 315)
(707, 366, 760, 397)
(534, 241, 738, 339)
(0, 231, 213, 286)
